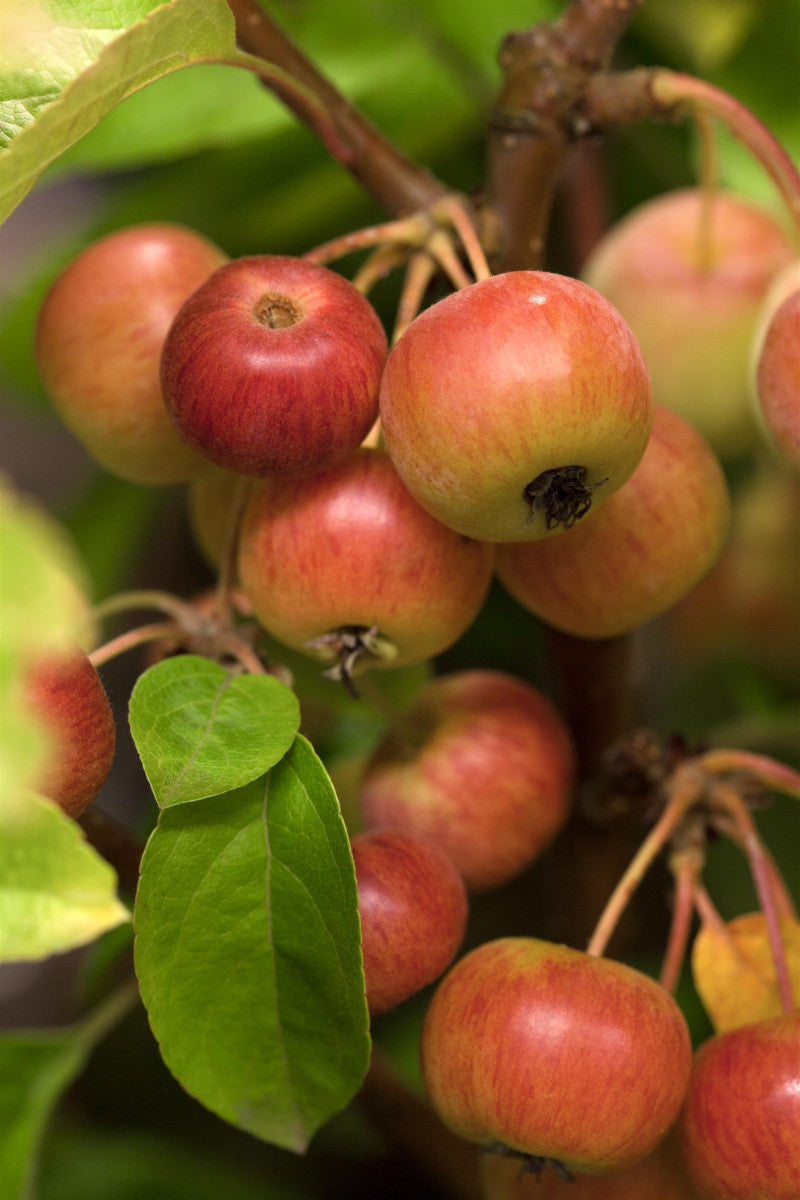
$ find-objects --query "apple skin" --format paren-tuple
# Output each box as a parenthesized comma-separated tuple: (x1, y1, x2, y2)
(379, 271, 653, 542)
(186, 466, 249, 569)
(420, 938, 692, 1175)
(481, 1126, 699, 1198)
(237, 448, 494, 672)
(755, 287, 800, 469)
(678, 1011, 800, 1200)
(22, 648, 116, 818)
(161, 255, 388, 478)
(669, 465, 800, 681)
(35, 223, 227, 484)
(351, 830, 468, 1016)
(359, 670, 574, 892)
(494, 405, 731, 639)
(583, 189, 795, 458)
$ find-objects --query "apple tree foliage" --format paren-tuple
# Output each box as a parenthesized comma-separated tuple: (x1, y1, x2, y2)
(0, 1, 798, 1198)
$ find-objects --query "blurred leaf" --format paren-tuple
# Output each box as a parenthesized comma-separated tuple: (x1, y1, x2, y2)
(60, 473, 165, 601)
(692, 911, 800, 1033)
(129, 655, 300, 807)
(39, 1125, 309, 1200)
(0, 984, 137, 1200)
(634, 0, 760, 72)
(0, 792, 130, 963)
(134, 738, 369, 1151)
(0, 0, 237, 223)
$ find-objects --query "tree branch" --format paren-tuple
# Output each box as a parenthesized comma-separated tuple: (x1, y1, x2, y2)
(485, 0, 644, 269)
(226, 0, 447, 216)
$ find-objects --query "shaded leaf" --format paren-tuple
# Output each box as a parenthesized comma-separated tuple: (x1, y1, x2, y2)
(0, 984, 137, 1200)
(129, 656, 300, 807)
(39, 1125, 309, 1200)
(134, 737, 369, 1151)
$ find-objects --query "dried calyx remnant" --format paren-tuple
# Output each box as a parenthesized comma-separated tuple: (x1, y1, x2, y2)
(253, 293, 302, 329)
(483, 1143, 575, 1184)
(305, 624, 398, 695)
(523, 465, 608, 530)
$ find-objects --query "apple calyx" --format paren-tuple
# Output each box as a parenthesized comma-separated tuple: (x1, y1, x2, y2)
(252, 292, 303, 329)
(305, 624, 399, 689)
(484, 1144, 575, 1185)
(522, 465, 608, 531)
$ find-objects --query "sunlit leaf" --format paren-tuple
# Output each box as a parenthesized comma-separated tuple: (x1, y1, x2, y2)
(129, 656, 300, 807)
(134, 738, 369, 1151)
(0, 793, 130, 963)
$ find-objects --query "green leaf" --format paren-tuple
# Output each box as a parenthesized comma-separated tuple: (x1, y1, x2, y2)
(129, 656, 301, 807)
(0, 984, 137, 1200)
(0, 0, 237, 224)
(134, 737, 369, 1152)
(0, 793, 130, 963)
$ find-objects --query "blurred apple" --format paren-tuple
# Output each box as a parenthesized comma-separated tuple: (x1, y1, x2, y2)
(583, 189, 794, 457)
(35, 223, 227, 484)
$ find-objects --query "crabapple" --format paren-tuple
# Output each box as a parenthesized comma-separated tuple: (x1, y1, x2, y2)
(22, 647, 116, 818)
(352, 830, 468, 1016)
(754, 282, 800, 468)
(679, 1010, 800, 1200)
(359, 670, 574, 891)
(161, 255, 387, 478)
(495, 405, 731, 639)
(186, 466, 248, 569)
(379, 271, 652, 542)
(481, 1126, 699, 1198)
(35, 223, 227, 484)
(420, 937, 692, 1175)
(236, 448, 494, 677)
(583, 188, 794, 457)
(670, 465, 800, 681)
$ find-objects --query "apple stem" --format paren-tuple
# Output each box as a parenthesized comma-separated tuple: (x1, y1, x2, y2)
(431, 195, 493, 282)
(710, 781, 797, 1013)
(304, 214, 431, 266)
(427, 229, 474, 291)
(91, 589, 197, 626)
(698, 748, 800, 799)
(694, 110, 719, 275)
(586, 764, 705, 958)
(650, 72, 800, 234)
(692, 880, 736, 945)
(89, 621, 181, 668)
(352, 244, 409, 295)
(394, 253, 437, 343)
(660, 842, 703, 993)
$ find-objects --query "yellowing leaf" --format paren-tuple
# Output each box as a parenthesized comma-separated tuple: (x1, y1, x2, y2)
(0, 792, 130, 962)
(692, 911, 800, 1033)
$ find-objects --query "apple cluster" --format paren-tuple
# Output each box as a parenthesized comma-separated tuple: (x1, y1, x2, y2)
(29, 205, 798, 1198)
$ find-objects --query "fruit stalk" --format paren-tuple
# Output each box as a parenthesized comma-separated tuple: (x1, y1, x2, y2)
(710, 781, 797, 1013)
(585, 765, 705, 957)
